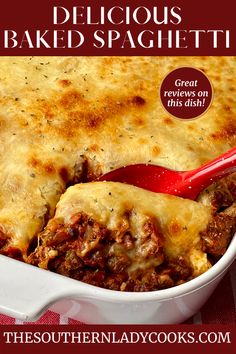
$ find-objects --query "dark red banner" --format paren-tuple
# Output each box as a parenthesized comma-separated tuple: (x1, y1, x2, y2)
(0, 325, 235, 354)
(0, 0, 235, 55)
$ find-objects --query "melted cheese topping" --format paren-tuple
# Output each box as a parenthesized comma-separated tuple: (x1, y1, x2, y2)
(0, 56, 235, 254)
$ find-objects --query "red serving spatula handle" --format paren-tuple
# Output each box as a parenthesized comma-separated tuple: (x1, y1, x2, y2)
(99, 148, 236, 200)
(179, 147, 236, 199)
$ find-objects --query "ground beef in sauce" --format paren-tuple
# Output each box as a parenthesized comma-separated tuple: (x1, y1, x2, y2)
(0, 231, 7, 249)
(199, 174, 236, 258)
(28, 212, 196, 291)
(201, 213, 236, 257)
(27, 175, 236, 292)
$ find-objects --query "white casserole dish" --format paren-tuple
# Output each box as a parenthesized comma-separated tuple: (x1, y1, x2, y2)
(0, 234, 235, 324)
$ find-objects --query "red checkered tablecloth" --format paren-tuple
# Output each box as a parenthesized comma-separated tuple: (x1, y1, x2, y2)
(0, 261, 235, 325)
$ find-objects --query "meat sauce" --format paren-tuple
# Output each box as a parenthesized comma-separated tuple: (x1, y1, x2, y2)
(28, 212, 194, 291)
(27, 202, 236, 292)
(27, 173, 236, 292)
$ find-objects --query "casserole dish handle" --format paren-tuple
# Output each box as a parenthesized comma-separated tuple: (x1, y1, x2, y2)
(0, 255, 87, 321)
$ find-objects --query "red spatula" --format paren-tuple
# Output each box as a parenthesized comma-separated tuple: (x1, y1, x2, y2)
(98, 147, 236, 200)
